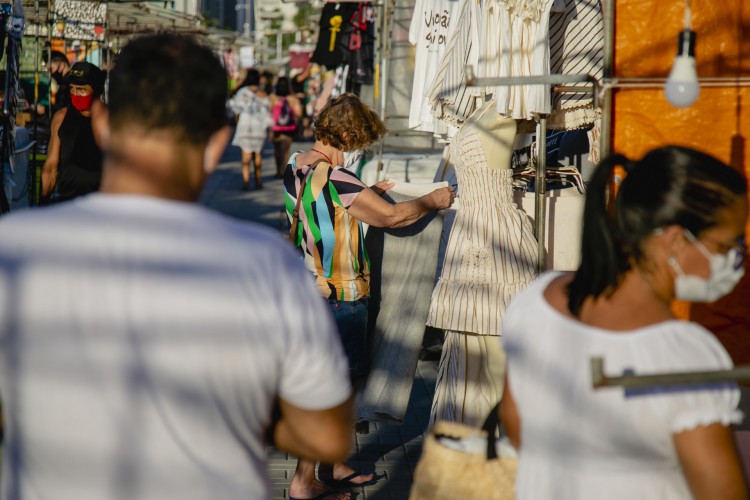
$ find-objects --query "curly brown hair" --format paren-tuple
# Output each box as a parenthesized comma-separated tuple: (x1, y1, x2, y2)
(313, 93, 387, 151)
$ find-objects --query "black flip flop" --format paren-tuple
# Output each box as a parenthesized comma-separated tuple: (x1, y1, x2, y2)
(322, 471, 378, 489)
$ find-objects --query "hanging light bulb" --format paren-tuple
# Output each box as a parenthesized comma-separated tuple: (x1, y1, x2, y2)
(665, 2, 700, 107)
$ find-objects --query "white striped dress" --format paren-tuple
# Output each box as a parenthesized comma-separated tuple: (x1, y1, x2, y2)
(547, 0, 604, 130)
(427, 117, 538, 425)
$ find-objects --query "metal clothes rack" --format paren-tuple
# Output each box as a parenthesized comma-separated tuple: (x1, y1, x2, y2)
(464, 68, 599, 273)
(591, 357, 750, 390)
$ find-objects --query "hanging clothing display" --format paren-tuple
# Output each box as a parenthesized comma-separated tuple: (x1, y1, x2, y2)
(358, 181, 447, 424)
(408, 0, 460, 132)
(427, 0, 481, 127)
(0, 0, 23, 214)
(428, 0, 601, 123)
(310, 2, 359, 69)
(490, 0, 556, 119)
(426, 105, 538, 425)
(310, 1, 376, 94)
(547, 0, 603, 129)
(344, 3, 376, 86)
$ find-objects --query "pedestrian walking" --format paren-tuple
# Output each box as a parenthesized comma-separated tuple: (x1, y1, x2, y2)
(228, 69, 273, 190)
(270, 76, 303, 178)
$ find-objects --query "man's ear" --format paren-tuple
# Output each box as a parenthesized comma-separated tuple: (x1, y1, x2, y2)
(203, 125, 231, 174)
(90, 100, 109, 151)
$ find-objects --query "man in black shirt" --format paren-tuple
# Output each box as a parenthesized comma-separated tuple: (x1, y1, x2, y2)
(48, 51, 72, 115)
(41, 61, 106, 203)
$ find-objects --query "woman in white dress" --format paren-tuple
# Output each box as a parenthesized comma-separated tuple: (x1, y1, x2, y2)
(501, 146, 748, 500)
(228, 69, 273, 190)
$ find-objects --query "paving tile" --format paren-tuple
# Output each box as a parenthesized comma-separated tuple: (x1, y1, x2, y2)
(268, 469, 288, 479)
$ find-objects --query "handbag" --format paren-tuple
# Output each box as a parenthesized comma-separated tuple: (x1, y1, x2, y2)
(409, 403, 517, 500)
(289, 159, 328, 246)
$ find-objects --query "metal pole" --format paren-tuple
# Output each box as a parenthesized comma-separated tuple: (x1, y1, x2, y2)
(376, 0, 393, 180)
(250, 0, 253, 38)
(276, 31, 281, 63)
(592, 357, 750, 390)
(600, 0, 614, 158)
(30, 0, 42, 206)
(535, 115, 548, 273)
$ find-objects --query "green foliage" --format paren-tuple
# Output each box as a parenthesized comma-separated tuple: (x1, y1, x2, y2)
(294, 3, 313, 28)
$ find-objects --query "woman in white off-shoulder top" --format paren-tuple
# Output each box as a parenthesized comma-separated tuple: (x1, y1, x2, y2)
(500, 146, 748, 500)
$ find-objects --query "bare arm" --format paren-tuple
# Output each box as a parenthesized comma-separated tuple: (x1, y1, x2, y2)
(274, 396, 354, 463)
(41, 108, 66, 198)
(288, 95, 303, 120)
(346, 185, 455, 229)
(498, 373, 521, 449)
(674, 423, 747, 500)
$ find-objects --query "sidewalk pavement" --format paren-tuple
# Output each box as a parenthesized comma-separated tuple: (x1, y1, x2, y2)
(200, 144, 440, 500)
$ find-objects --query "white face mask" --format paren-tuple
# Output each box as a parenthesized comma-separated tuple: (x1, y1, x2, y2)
(669, 230, 745, 302)
(342, 149, 364, 171)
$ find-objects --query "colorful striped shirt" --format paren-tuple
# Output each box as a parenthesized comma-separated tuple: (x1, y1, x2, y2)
(284, 153, 369, 301)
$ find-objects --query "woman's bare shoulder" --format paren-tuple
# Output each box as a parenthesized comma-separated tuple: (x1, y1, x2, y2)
(542, 272, 576, 318)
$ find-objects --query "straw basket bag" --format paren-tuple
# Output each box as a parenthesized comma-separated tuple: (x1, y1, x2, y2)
(409, 403, 517, 500)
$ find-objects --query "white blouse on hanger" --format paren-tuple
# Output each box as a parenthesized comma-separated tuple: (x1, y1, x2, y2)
(490, 0, 555, 120)
(547, 0, 604, 129)
(427, 0, 482, 127)
(408, 0, 461, 132)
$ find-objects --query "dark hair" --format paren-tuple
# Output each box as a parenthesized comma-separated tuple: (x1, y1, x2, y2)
(108, 34, 227, 145)
(48, 50, 69, 66)
(240, 68, 260, 88)
(231, 69, 260, 97)
(568, 146, 747, 316)
(313, 93, 386, 151)
(274, 76, 291, 97)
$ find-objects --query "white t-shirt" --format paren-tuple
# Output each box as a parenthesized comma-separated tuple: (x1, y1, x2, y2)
(0, 194, 351, 500)
(408, 0, 460, 132)
(502, 272, 743, 500)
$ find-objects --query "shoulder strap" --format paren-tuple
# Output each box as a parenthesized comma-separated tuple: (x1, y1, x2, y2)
(289, 159, 329, 245)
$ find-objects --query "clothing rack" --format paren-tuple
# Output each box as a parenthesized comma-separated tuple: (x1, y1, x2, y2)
(464, 66, 599, 273)
(591, 356, 750, 390)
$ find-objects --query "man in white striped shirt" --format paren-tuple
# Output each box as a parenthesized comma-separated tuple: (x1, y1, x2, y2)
(0, 34, 354, 500)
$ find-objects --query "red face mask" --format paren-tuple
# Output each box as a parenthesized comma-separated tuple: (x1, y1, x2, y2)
(71, 94, 94, 112)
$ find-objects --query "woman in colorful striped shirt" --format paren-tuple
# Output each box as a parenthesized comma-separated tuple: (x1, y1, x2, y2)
(284, 93, 455, 500)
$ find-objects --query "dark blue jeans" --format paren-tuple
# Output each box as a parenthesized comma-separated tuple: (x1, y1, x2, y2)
(328, 297, 369, 379)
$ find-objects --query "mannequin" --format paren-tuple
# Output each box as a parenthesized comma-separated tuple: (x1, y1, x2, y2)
(427, 99, 538, 426)
(472, 98, 517, 169)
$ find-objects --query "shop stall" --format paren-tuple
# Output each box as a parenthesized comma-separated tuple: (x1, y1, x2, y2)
(10, 0, 206, 207)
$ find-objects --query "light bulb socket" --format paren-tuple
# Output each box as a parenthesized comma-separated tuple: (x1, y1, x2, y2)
(677, 30, 696, 57)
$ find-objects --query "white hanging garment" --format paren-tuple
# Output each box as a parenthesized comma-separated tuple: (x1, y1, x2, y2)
(493, 0, 556, 120)
(547, 0, 604, 129)
(427, 0, 482, 127)
(408, 0, 461, 132)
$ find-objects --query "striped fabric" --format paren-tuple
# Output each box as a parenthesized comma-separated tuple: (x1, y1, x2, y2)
(426, 121, 538, 336)
(430, 331, 506, 426)
(428, 0, 480, 127)
(548, 0, 603, 129)
(284, 154, 369, 300)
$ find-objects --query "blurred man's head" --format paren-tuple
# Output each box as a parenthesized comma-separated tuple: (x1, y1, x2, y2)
(92, 34, 230, 200)
(107, 34, 228, 146)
